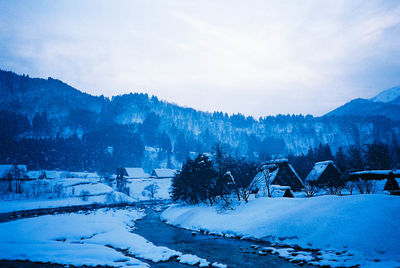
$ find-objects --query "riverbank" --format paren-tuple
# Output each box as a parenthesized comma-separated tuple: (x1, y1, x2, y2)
(161, 194, 400, 267)
(0, 206, 222, 268)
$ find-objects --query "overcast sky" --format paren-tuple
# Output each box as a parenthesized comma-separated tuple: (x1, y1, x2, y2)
(1, 0, 400, 117)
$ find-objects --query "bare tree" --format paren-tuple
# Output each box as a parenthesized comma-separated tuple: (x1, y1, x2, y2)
(345, 180, 356, 195)
(225, 171, 257, 203)
(144, 183, 159, 199)
(261, 168, 273, 197)
(355, 179, 376, 194)
(304, 181, 318, 197)
(12, 165, 24, 194)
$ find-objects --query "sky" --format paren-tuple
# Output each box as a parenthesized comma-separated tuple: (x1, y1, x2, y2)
(1, 0, 400, 117)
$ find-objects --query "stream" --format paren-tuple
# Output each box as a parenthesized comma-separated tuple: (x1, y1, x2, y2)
(134, 207, 310, 267)
(0, 203, 311, 268)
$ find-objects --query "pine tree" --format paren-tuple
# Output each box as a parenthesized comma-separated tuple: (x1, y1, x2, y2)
(335, 147, 348, 172)
(365, 142, 391, 170)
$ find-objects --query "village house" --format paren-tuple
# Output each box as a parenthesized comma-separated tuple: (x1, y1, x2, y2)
(122, 167, 149, 179)
(305, 160, 342, 187)
(151, 168, 178, 179)
(252, 159, 304, 192)
(349, 170, 400, 195)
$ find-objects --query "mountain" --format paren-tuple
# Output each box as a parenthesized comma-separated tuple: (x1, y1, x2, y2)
(325, 87, 400, 120)
(370, 86, 400, 103)
(1, 69, 399, 171)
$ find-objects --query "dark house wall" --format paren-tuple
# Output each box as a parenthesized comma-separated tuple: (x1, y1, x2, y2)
(274, 163, 304, 191)
(316, 164, 342, 186)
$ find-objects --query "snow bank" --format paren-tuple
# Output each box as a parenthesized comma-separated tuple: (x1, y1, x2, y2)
(0, 208, 149, 267)
(162, 194, 400, 267)
(0, 208, 216, 267)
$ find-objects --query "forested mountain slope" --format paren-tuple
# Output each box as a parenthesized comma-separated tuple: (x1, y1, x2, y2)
(1, 70, 399, 171)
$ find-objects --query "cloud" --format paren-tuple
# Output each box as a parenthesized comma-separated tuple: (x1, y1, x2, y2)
(0, 0, 400, 117)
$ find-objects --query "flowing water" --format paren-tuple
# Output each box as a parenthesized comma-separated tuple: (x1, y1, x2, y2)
(134, 207, 310, 267)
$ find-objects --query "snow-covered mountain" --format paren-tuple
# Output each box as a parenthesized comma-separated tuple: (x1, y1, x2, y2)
(1, 69, 399, 160)
(326, 87, 400, 120)
(370, 86, 400, 103)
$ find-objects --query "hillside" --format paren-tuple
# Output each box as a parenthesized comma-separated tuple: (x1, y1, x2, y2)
(326, 86, 400, 120)
(1, 70, 399, 171)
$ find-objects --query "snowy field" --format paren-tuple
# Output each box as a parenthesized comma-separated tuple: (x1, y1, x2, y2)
(0, 172, 172, 213)
(0, 177, 134, 213)
(162, 194, 400, 267)
(0, 207, 223, 267)
(127, 178, 172, 201)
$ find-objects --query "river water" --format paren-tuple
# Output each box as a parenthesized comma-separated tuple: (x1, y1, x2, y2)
(134, 207, 309, 267)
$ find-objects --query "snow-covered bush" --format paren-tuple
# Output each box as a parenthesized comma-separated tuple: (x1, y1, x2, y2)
(304, 181, 318, 197)
(80, 190, 90, 201)
(355, 179, 377, 194)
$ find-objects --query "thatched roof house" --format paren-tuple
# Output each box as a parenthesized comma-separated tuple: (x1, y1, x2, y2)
(123, 168, 148, 179)
(252, 159, 304, 191)
(305, 160, 342, 187)
(349, 170, 400, 195)
(151, 168, 178, 179)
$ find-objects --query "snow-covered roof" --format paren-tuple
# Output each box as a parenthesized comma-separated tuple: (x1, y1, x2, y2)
(265, 158, 288, 164)
(305, 161, 337, 182)
(350, 170, 400, 176)
(251, 161, 303, 191)
(152, 168, 178, 178)
(0, 165, 27, 178)
(125, 168, 147, 178)
(250, 169, 277, 192)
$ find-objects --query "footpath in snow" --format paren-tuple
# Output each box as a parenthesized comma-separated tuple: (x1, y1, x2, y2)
(161, 194, 400, 267)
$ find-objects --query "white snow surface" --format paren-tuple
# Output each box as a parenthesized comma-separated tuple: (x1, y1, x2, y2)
(0, 208, 216, 267)
(0, 177, 135, 213)
(0, 173, 173, 213)
(152, 168, 178, 178)
(162, 194, 400, 267)
(125, 168, 148, 179)
(0, 208, 152, 267)
(305, 160, 339, 182)
(26, 170, 101, 180)
(127, 178, 172, 200)
(350, 169, 400, 176)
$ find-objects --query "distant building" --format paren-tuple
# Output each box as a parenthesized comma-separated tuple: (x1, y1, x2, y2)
(349, 170, 400, 195)
(252, 159, 304, 192)
(123, 168, 148, 179)
(0, 165, 27, 178)
(151, 168, 178, 179)
(305, 160, 342, 187)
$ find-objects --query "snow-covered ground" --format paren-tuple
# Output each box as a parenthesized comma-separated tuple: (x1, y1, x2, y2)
(127, 178, 172, 201)
(0, 171, 173, 213)
(0, 207, 220, 267)
(0, 177, 135, 213)
(162, 194, 400, 267)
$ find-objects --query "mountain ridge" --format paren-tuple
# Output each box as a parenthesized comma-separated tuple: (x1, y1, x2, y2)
(1, 69, 399, 159)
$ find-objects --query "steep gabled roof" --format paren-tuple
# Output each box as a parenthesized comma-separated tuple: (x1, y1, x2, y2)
(125, 168, 147, 178)
(305, 160, 339, 182)
(152, 168, 178, 178)
(251, 159, 304, 191)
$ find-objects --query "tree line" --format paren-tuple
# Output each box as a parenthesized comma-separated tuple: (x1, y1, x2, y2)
(172, 142, 400, 205)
